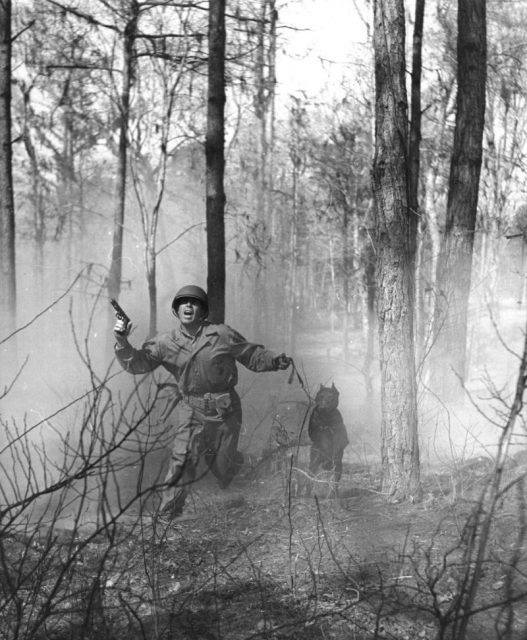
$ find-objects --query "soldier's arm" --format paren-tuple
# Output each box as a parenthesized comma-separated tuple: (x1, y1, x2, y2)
(223, 325, 289, 372)
(113, 321, 163, 374)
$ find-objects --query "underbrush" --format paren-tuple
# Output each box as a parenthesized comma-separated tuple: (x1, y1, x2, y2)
(3, 308, 527, 640)
(3, 448, 527, 640)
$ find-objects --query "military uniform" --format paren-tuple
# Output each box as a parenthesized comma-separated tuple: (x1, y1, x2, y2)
(115, 321, 280, 516)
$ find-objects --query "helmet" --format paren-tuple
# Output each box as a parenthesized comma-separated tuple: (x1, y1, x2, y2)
(171, 285, 208, 314)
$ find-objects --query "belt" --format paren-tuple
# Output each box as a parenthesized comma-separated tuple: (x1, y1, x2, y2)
(182, 391, 232, 415)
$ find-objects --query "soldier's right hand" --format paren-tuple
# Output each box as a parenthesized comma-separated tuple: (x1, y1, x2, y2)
(113, 318, 132, 338)
(273, 353, 292, 370)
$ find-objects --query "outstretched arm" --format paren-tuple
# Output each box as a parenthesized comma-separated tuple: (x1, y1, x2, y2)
(223, 325, 291, 372)
(113, 318, 162, 374)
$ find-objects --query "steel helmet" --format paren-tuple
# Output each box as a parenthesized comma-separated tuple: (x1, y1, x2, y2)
(171, 285, 209, 314)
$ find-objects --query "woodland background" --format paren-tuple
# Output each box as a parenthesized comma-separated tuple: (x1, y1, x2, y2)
(1, 0, 527, 462)
(2, 1, 527, 637)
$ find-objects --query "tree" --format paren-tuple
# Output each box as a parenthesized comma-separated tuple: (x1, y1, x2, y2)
(0, 0, 16, 366)
(129, 5, 207, 337)
(107, 0, 139, 321)
(251, 0, 277, 338)
(476, 2, 527, 316)
(14, 5, 108, 292)
(411, 3, 457, 374)
(29, 0, 141, 337)
(310, 116, 372, 362)
(372, 0, 420, 501)
(206, 0, 226, 323)
(432, 0, 486, 398)
(408, 0, 424, 241)
(409, 0, 427, 364)
(286, 95, 309, 355)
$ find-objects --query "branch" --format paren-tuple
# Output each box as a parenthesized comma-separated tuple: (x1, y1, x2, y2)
(46, 0, 120, 32)
(12, 19, 36, 42)
(0, 265, 93, 346)
(156, 222, 205, 255)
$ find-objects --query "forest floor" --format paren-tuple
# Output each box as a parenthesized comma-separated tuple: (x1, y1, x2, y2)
(8, 452, 527, 640)
(5, 309, 527, 639)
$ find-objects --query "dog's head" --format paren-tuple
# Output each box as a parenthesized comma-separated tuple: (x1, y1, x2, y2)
(314, 383, 339, 411)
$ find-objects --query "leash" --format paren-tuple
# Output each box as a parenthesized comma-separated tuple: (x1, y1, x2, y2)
(287, 358, 309, 399)
(283, 357, 313, 445)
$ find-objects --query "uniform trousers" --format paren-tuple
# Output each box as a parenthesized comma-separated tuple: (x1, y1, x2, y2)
(159, 392, 242, 516)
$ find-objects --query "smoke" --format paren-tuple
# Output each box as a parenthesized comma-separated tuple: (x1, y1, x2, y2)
(3, 151, 527, 531)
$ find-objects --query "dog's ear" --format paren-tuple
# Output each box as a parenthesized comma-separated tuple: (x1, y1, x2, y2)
(319, 383, 323, 390)
(331, 382, 336, 390)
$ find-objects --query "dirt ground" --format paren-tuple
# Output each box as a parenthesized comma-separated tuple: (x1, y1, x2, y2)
(8, 452, 525, 640)
(5, 315, 527, 639)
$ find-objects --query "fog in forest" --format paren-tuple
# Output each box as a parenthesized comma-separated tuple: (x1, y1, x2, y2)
(2, 0, 527, 519)
(5, 2, 527, 638)
(3, 145, 527, 518)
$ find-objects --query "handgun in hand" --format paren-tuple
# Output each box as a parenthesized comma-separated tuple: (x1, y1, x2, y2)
(110, 299, 131, 335)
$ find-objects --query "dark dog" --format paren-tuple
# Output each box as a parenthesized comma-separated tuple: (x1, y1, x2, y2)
(308, 384, 349, 487)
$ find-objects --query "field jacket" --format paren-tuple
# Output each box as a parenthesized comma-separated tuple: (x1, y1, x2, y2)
(114, 321, 278, 395)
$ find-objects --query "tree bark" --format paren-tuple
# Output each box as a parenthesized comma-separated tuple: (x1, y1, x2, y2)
(408, 0, 424, 254)
(206, 0, 226, 324)
(409, 0, 425, 363)
(20, 84, 45, 295)
(252, 0, 276, 340)
(0, 0, 16, 358)
(107, 1, 138, 314)
(372, 0, 420, 501)
(342, 206, 351, 362)
(432, 0, 486, 397)
(362, 233, 376, 404)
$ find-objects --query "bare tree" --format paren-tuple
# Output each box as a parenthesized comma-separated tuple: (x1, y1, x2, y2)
(41, 0, 141, 340)
(408, 0, 424, 256)
(0, 0, 16, 365)
(372, 0, 420, 501)
(476, 2, 527, 316)
(252, 0, 277, 338)
(107, 0, 139, 318)
(409, 0, 427, 364)
(432, 0, 486, 398)
(206, 0, 226, 323)
(286, 96, 308, 356)
(129, 8, 202, 337)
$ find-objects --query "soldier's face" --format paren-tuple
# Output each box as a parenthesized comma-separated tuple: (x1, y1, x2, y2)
(176, 298, 205, 328)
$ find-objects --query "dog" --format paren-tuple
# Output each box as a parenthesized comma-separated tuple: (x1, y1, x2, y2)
(308, 383, 349, 492)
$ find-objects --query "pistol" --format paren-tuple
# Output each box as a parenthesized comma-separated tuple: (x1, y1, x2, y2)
(110, 298, 131, 334)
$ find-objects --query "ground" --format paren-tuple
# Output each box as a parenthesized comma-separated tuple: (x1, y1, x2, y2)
(5, 452, 527, 640)
(4, 312, 527, 639)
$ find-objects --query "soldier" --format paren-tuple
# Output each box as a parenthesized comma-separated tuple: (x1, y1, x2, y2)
(113, 285, 291, 519)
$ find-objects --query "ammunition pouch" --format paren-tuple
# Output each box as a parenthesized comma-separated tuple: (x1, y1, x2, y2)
(182, 391, 233, 420)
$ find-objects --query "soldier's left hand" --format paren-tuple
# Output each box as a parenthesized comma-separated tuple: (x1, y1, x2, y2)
(273, 353, 292, 370)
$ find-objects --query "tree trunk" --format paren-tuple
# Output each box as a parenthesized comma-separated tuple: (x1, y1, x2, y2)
(146, 245, 157, 338)
(206, 0, 226, 324)
(372, 0, 420, 501)
(134, 76, 178, 338)
(0, 0, 16, 366)
(20, 85, 45, 297)
(253, 0, 268, 339)
(107, 1, 138, 322)
(408, 0, 424, 257)
(432, 0, 486, 398)
(409, 0, 425, 363)
(342, 206, 351, 361)
(362, 234, 376, 404)
(329, 237, 336, 335)
(288, 160, 299, 355)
